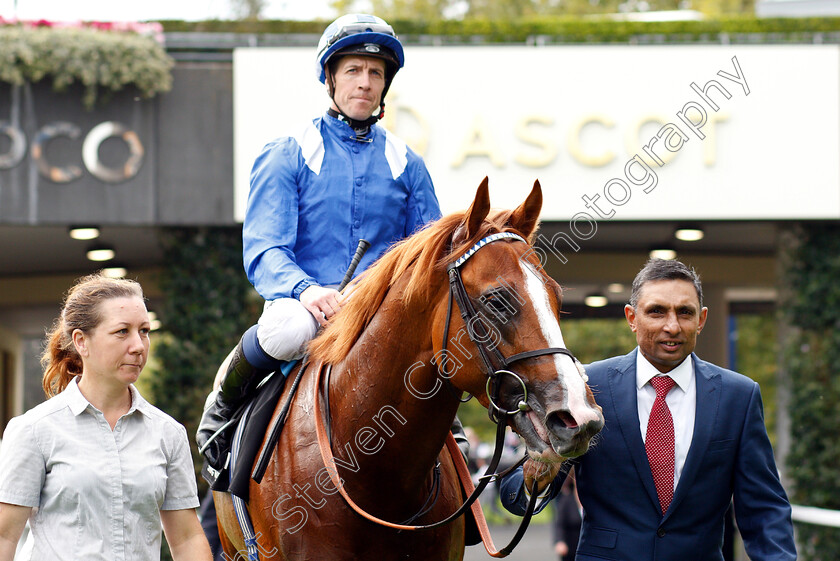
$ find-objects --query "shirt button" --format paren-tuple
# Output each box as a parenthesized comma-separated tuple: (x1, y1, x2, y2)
(657, 528, 667, 538)
(355, 177, 363, 186)
(352, 146, 359, 153)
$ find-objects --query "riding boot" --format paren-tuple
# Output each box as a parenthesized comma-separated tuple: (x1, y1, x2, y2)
(196, 339, 266, 473)
(451, 415, 470, 462)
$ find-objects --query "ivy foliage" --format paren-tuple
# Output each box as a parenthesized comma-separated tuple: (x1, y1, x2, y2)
(733, 313, 778, 447)
(0, 25, 173, 108)
(146, 228, 259, 485)
(159, 16, 840, 43)
(782, 223, 840, 560)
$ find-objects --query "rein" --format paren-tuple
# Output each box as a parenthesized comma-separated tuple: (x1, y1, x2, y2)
(313, 232, 574, 556)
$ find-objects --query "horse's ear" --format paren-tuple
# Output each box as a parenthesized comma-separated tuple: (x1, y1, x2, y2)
(507, 180, 543, 239)
(453, 177, 491, 245)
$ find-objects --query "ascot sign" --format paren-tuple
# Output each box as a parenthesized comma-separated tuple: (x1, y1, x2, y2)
(234, 45, 840, 221)
(0, 120, 144, 183)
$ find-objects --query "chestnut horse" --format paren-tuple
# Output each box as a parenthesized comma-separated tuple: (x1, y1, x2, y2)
(214, 179, 604, 560)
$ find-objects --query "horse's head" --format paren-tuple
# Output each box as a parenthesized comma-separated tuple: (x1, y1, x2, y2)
(436, 178, 604, 464)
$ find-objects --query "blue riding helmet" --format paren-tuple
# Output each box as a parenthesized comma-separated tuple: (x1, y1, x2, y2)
(315, 14, 405, 86)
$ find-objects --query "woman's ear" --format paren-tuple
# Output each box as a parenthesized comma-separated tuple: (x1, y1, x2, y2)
(72, 329, 88, 358)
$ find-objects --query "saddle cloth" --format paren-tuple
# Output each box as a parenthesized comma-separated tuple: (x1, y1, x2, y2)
(221, 361, 297, 500)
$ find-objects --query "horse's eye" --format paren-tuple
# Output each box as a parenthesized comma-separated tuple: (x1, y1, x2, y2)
(486, 296, 508, 313)
(480, 291, 516, 322)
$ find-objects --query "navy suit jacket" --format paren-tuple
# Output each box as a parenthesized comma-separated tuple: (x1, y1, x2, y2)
(500, 350, 796, 561)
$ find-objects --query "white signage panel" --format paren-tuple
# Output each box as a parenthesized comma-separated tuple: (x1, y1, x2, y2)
(234, 45, 840, 222)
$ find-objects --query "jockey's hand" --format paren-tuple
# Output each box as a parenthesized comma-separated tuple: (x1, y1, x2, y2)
(300, 285, 343, 327)
(523, 457, 564, 496)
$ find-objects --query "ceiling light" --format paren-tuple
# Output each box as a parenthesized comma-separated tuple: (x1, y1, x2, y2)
(584, 293, 608, 308)
(607, 283, 625, 294)
(649, 248, 677, 260)
(102, 266, 127, 278)
(86, 245, 115, 262)
(147, 311, 162, 331)
(69, 226, 100, 240)
(675, 227, 704, 242)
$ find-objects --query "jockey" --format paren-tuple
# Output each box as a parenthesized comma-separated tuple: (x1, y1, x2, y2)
(196, 14, 442, 476)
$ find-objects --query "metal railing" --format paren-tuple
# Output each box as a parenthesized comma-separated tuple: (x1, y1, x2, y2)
(791, 504, 840, 527)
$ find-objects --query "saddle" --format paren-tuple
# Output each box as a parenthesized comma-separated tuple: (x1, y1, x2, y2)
(209, 358, 482, 546)
(205, 360, 299, 499)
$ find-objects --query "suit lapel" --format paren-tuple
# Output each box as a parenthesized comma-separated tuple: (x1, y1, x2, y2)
(666, 354, 721, 518)
(607, 349, 661, 514)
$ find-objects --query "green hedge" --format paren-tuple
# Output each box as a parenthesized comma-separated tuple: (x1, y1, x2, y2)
(147, 227, 260, 493)
(158, 16, 840, 43)
(0, 25, 173, 108)
(782, 223, 840, 561)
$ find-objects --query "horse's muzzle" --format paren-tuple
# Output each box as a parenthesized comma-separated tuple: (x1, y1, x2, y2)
(547, 414, 604, 457)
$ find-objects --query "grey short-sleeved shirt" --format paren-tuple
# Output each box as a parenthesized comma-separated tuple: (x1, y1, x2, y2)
(0, 377, 200, 561)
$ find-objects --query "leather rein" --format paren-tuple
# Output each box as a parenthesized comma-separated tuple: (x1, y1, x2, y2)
(313, 232, 578, 557)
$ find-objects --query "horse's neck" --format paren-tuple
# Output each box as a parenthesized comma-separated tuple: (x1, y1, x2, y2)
(328, 286, 459, 490)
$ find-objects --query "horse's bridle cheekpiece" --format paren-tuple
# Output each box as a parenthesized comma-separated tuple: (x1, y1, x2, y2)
(443, 231, 580, 420)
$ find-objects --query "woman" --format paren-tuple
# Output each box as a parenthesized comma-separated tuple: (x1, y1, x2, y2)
(0, 274, 211, 561)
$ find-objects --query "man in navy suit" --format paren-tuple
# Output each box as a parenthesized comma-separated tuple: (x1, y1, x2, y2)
(500, 258, 796, 561)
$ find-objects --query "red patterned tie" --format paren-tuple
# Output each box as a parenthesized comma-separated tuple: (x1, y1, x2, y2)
(646, 375, 676, 515)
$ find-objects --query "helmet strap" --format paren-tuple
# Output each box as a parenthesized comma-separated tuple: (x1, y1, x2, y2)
(326, 107, 379, 137)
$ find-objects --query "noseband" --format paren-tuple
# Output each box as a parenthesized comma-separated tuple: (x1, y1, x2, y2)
(442, 231, 579, 420)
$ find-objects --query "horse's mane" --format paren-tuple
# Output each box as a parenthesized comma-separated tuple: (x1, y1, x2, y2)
(308, 208, 535, 365)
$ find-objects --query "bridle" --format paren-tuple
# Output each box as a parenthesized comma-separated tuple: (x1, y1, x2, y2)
(313, 231, 581, 556)
(442, 231, 579, 421)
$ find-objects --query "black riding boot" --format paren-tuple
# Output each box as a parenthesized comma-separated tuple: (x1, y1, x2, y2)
(451, 415, 471, 462)
(196, 340, 265, 474)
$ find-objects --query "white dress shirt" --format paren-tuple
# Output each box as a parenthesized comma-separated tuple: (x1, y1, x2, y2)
(0, 377, 200, 561)
(636, 350, 696, 490)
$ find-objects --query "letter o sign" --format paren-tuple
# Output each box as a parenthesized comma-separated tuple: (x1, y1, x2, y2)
(83, 122, 144, 183)
(0, 120, 144, 183)
(0, 122, 26, 169)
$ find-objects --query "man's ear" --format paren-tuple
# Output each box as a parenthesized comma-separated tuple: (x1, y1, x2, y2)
(624, 304, 638, 332)
(324, 67, 333, 97)
(697, 307, 709, 333)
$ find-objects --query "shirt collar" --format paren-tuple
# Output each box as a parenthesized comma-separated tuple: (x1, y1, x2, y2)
(127, 384, 153, 417)
(635, 348, 694, 393)
(64, 376, 150, 418)
(65, 376, 90, 416)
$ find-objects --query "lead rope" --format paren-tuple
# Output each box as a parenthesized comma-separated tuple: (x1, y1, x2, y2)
(444, 432, 542, 557)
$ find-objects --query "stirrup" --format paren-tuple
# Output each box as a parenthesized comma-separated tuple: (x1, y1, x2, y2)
(198, 418, 238, 456)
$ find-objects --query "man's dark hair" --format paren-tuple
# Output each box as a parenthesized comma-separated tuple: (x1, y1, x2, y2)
(629, 258, 703, 309)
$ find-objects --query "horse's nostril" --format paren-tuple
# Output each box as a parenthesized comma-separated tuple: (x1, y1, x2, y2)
(547, 410, 578, 430)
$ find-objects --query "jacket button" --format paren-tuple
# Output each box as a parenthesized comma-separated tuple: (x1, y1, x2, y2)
(657, 528, 666, 538)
